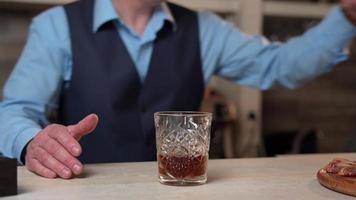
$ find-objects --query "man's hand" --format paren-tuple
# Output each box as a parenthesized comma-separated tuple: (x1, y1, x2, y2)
(25, 114, 99, 179)
(341, 0, 356, 25)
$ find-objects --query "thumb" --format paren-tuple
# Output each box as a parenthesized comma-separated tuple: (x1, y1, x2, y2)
(67, 114, 99, 140)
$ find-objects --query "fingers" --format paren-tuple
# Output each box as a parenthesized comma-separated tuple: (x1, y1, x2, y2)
(32, 146, 72, 179)
(38, 135, 83, 175)
(67, 114, 99, 140)
(25, 114, 98, 179)
(26, 157, 56, 179)
(25, 121, 90, 179)
(47, 124, 82, 157)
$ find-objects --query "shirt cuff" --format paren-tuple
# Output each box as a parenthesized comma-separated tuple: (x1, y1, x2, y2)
(14, 127, 41, 165)
(314, 6, 356, 49)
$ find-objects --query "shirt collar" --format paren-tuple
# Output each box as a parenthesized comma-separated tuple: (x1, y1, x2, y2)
(93, 0, 176, 32)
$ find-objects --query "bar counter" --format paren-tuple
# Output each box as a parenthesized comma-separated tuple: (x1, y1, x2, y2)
(3, 153, 356, 200)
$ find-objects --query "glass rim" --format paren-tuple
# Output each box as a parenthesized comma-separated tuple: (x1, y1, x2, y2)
(154, 111, 212, 117)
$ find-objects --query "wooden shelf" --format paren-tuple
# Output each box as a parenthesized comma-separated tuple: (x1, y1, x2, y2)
(264, 1, 334, 18)
(170, 0, 239, 13)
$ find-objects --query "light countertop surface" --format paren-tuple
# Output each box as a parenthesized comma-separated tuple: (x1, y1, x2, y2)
(3, 153, 356, 200)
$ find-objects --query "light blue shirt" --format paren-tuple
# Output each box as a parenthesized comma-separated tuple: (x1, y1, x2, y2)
(1, 0, 355, 163)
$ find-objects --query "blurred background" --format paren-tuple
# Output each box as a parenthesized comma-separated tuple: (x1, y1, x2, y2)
(0, 0, 355, 159)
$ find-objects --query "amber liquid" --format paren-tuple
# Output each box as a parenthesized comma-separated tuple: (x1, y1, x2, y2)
(158, 154, 208, 180)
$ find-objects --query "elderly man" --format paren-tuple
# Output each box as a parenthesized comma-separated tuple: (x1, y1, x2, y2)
(0, 0, 356, 179)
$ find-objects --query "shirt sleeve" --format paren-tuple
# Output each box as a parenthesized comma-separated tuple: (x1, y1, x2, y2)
(199, 6, 356, 89)
(0, 6, 70, 163)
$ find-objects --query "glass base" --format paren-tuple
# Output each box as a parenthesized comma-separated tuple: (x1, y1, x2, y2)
(159, 175, 207, 186)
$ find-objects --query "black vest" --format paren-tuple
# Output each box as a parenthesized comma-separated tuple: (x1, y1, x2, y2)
(61, 0, 204, 163)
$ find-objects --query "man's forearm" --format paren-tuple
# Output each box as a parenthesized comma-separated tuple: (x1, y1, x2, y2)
(0, 105, 43, 164)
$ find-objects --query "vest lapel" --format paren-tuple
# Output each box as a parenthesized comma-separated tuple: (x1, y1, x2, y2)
(94, 22, 142, 111)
